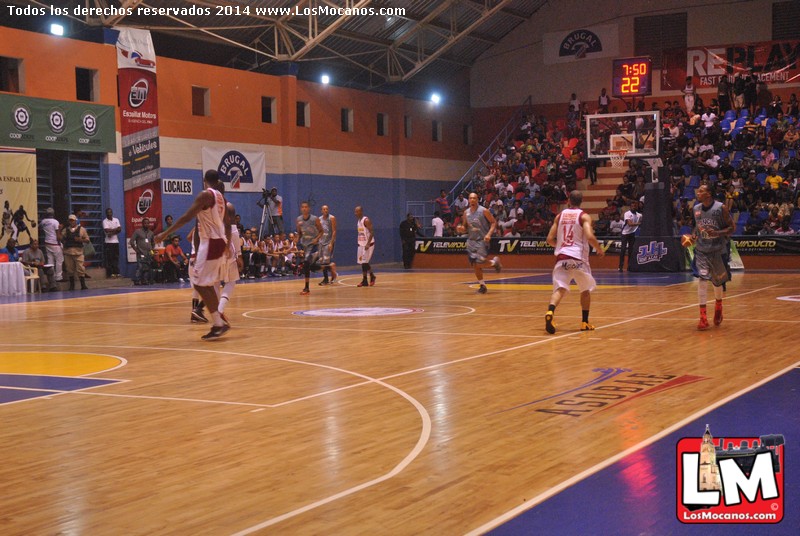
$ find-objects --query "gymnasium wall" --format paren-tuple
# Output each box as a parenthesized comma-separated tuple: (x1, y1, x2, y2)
(470, 0, 798, 146)
(0, 26, 474, 268)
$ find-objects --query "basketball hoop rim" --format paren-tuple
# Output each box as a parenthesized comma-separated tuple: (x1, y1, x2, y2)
(609, 149, 627, 168)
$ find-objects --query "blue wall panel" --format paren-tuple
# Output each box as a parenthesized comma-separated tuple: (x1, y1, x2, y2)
(104, 163, 450, 274)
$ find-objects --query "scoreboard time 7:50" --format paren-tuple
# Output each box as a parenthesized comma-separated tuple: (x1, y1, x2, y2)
(612, 57, 652, 98)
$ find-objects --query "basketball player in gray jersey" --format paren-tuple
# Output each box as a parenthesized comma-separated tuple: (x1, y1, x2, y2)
(318, 205, 338, 285)
(691, 184, 734, 330)
(456, 193, 501, 294)
(297, 201, 323, 295)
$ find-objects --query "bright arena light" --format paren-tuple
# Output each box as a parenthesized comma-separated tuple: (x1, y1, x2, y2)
(50, 23, 65, 36)
(321, 74, 330, 85)
(431, 93, 441, 104)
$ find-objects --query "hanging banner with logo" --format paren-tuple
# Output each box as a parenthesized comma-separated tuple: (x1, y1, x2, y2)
(661, 39, 800, 90)
(542, 24, 619, 65)
(0, 148, 37, 249)
(117, 27, 162, 262)
(201, 147, 266, 193)
(0, 94, 115, 153)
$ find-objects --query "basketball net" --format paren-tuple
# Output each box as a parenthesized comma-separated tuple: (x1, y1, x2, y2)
(609, 150, 627, 168)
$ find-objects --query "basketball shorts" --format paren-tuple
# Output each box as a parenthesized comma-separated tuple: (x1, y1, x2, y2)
(193, 240, 223, 287)
(319, 242, 334, 265)
(188, 256, 198, 286)
(693, 249, 730, 287)
(466, 240, 489, 265)
(303, 243, 320, 264)
(219, 258, 239, 283)
(552, 257, 596, 292)
(357, 244, 374, 264)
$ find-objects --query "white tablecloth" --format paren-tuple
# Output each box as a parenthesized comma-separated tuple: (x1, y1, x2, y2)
(0, 262, 25, 296)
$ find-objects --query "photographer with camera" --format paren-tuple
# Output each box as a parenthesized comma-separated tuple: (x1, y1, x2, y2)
(267, 187, 284, 235)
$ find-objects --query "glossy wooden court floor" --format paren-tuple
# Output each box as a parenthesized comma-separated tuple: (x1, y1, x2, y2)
(1, 271, 798, 535)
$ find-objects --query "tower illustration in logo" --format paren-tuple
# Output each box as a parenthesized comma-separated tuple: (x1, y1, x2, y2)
(698, 424, 722, 491)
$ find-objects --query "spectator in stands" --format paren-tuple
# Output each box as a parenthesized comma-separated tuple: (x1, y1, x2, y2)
(165, 235, 189, 283)
(0, 237, 19, 262)
(786, 93, 799, 118)
(434, 190, 452, 222)
(784, 124, 798, 149)
(453, 192, 468, 215)
(766, 168, 783, 192)
(769, 94, 783, 118)
(21, 239, 57, 291)
(569, 93, 580, 112)
(733, 73, 746, 111)
(431, 211, 444, 237)
(598, 88, 609, 114)
(683, 76, 696, 113)
(701, 107, 717, 131)
(758, 221, 774, 236)
(766, 206, 781, 229)
(608, 213, 624, 235)
(593, 213, 610, 236)
(718, 77, 731, 112)
(743, 208, 763, 235)
(744, 73, 758, 115)
(774, 216, 796, 235)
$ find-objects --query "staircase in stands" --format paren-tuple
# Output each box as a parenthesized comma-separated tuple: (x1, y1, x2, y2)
(578, 161, 628, 219)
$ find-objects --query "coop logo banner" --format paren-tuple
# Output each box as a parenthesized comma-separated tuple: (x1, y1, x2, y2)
(677, 426, 785, 524)
(542, 24, 619, 64)
(0, 94, 115, 152)
(201, 147, 265, 192)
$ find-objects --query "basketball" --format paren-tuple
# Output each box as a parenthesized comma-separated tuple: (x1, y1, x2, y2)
(681, 234, 695, 248)
(31, 222, 36, 228)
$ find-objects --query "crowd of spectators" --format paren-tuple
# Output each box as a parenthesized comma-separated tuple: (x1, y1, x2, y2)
(429, 108, 590, 239)
(658, 79, 800, 237)
(430, 78, 800, 240)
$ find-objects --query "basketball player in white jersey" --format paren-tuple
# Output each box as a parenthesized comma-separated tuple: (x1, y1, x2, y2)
(156, 170, 231, 339)
(217, 199, 242, 326)
(186, 227, 207, 323)
(544, 190, 605, 334)
(355, 206, 376, 287)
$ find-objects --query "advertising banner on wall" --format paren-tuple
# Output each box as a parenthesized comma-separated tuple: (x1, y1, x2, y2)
(0, 148, 37, 248)
(0, 94, 115, 153)
(201, 148, 266, 193)
(733, 236, 800, 255)
(661, 39, 800, 90)
(542, 24, 619, 65)
(117, 27, 162, 262)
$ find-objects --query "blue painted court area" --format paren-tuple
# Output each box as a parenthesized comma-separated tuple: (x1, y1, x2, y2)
(0, 374, 120, 405)
(489, 367, 800, 535)
(490, 271, 697, 287)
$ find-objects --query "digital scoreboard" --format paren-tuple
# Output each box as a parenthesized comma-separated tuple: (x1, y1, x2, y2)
(612, 57, 652, 98)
